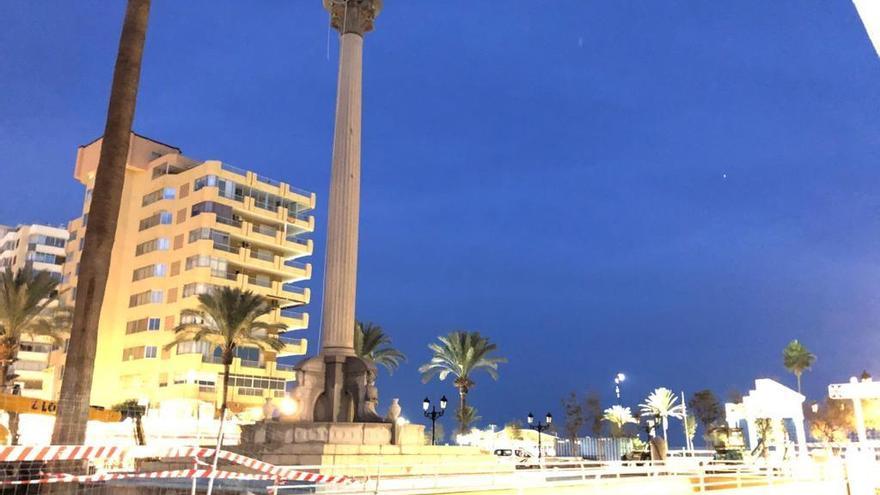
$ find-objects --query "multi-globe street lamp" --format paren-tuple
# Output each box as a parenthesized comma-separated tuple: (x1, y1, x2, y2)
(422, 395, 447, 446)
(527, 412, 553, 460)
(614, 373, 626, 402)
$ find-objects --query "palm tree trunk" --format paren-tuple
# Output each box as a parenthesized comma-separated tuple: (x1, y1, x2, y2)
(1, 359, 20, 445)
(134, 416, 145, 446)
(457, 386, 467, 435)
(207, 361, 231, 495)
(52, 0, 151, 445)
(796, 373, 802, 394)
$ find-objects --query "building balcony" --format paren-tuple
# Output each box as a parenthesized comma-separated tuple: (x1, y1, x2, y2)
(273, 307, 309, 330)
(277, 336, 308, 358)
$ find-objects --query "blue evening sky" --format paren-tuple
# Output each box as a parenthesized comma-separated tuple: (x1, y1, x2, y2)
(1, 1, 879, 436)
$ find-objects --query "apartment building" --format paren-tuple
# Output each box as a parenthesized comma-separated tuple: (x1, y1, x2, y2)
(60, 133, 314, 416)
(0, 223, 69, 400)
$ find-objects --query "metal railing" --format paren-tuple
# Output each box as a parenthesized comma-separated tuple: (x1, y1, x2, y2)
(220, 162, 247, 177)
(289, 185, 313, 198)
(257, 174, 281, 187)
(240, 359, 263, 369)
(264, 457, 858, 494)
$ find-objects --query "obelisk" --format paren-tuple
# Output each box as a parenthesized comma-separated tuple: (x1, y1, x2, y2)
(286, 0, 384, 424)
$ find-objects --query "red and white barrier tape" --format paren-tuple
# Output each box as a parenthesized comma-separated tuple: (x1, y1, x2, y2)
(0, 445, 352, 485)
(0, 469, 283, 486)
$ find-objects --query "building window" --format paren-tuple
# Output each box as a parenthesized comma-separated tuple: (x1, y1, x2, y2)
(25, 252, 65, 265)
(132, 263, 167, 281)
(129, 290, 163, 307)
(194, 175, 218, 191)
(125, 317, 162, 334)
(122, 346, 158, 361)
(176, 340, 213, 355)
(185, 255, 230, 278)
(138, 211, 173, 231)
(142, 187, 177, 207)
(182, 283, 213, 298)
(135, 238, 170, 256)
(19, 342, 52, 353)
(28, 234, 66, 248)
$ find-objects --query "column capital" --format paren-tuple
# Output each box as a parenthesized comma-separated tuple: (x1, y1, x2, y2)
(323, 0, 382, 35)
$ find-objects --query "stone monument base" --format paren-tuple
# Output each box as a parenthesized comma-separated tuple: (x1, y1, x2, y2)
(236, 421, 506, 476)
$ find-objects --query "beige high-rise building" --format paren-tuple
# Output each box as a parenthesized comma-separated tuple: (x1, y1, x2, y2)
(60, 133, 314, 415)
(0, 223, 69, 400)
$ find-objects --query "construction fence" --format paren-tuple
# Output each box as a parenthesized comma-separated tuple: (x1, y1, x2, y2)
(555, 436, 634, 460)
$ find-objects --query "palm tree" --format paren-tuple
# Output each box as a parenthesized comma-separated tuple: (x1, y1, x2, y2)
(783, 339, 816, 394)
(53, 0, 153, 445)
(354, 321, 405, 374)
(164, 288, 286, 435)
(455, 405, 481, 436)
(112, 399, 146, 446)
(0, 267, 71, 444)
(639, 387, 685, 440)
(419, 331, 506, 433)
(603, 405, 637, 438)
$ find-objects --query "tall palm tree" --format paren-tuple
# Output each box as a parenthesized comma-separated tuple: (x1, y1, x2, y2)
(164, 287, 285, 488)
(602, 405, 637, 438)
(53, 0, 152, 445)
(639, 387, 685, 440)
(783, 339, 816, 394)
(0, 267, 71, 444)
(354, 321, 405, 374)
(419, 331, 506, 433)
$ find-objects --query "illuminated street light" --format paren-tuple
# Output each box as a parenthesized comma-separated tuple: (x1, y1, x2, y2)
(423, 396, 448, 445)
(279, 398, 297, 417)
(527, 412, 553, 460)
(614, 373, 626, 402)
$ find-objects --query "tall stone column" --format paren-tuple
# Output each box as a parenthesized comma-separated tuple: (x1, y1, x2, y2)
(320, 0, 381, 356)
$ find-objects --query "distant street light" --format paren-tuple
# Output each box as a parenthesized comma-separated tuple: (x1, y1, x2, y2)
(423, 396, 447, 445)
(614, 373, 626, 402)
(527, 412, 553, 460)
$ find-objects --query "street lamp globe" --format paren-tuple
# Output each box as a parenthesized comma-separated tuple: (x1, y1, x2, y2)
(527, 412, 535, 425)
(423, 397, 430, 412)
(440, 395, 448, 411)
(546, 413, 553, 425)
(616, 373, 626, 383)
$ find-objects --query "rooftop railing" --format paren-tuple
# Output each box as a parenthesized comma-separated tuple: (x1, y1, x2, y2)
(220, 162, 247, 177)
(257, 175, 281, 187)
